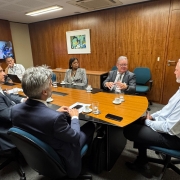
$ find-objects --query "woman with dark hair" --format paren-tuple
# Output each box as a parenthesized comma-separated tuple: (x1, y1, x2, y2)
(64, 57, 87, 86)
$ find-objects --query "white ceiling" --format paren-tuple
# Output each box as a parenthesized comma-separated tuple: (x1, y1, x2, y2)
(0, 0, 152, 24)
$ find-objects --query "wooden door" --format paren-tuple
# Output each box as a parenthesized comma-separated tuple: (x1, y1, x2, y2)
(161, 0, 180, 104)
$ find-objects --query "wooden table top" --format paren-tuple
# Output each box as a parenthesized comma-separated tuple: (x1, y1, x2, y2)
(3, 84, 148, 128)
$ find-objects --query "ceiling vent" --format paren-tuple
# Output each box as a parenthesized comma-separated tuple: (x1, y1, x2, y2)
(67, 0, 123, 10)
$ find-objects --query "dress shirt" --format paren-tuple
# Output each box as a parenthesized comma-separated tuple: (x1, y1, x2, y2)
(110, 72, 124, 90)
(145, 88, 180, 137)
(8, 63, 25, 80)
(0, 87, 4, 95)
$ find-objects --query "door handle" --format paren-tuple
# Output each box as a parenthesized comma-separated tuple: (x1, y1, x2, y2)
(167, 60, 176, 66)
(168, 60, 176, 63)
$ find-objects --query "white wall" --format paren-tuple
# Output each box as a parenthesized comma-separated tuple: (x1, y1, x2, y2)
(10, 22, 33, 69)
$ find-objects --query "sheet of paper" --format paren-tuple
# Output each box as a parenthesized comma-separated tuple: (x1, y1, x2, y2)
(6, 88, 23, 94)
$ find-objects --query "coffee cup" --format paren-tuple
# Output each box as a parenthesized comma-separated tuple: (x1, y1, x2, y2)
(53, 82, 57, 87)
(114, 98, 121, 103)
(61, 81, 65, 84)
(84, 105, 90, 112)
(86, 85, 92, 91)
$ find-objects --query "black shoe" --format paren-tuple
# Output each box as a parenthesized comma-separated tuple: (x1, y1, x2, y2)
(125, 158, 152, 178)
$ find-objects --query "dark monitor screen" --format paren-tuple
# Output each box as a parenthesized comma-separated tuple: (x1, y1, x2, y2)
(0, 41, 14, 59)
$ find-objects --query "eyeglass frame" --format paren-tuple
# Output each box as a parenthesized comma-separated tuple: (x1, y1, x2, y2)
(117, 63, 128, 67)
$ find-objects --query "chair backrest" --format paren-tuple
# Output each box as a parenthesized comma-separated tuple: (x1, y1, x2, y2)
(111, 66, 117, 71)
(51, 73, 57, 82)
(133, 67, 151, 85)
(8, 127, 66, 179)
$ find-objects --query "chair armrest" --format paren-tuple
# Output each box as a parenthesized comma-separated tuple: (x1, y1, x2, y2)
(149, 80, 153, 91)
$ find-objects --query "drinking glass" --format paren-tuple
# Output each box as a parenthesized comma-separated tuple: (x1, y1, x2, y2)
(92, 101, 99, 114)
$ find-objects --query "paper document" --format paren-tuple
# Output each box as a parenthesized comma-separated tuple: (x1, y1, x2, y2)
(6, 88, 23, 94)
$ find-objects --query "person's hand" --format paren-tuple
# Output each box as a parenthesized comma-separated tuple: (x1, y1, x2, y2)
(146, 111, 153, 120)
(57, 106, 69, 113)
(115, 82, 128, 90)
(68, 108, 79, 118)
(8, 79, 13, 83)
(8, 63, 13, 68)
(22, 98, 28, 102)
(105, 82, 114, 89)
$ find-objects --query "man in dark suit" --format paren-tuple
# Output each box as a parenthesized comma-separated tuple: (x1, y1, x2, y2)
(0, 65, 24, 151)
(11, 66, 95, 178)
(103, 56, 136, 94)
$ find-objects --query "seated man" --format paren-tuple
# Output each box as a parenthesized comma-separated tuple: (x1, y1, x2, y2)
(0, 65, 25, 151)
(5, 56, 25, 81)
(103, 56, 136, 94)
(11, 66, 95, 178)
(123, 59, 180, 176)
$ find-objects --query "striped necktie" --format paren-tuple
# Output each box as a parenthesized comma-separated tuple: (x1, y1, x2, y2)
(110, 73, 122, 91)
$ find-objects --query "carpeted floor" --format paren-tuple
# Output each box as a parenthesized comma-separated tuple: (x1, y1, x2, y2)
(1, 103, 180, 180)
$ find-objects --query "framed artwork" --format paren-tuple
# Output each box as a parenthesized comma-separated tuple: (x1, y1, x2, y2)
(66, 29, 91, 54)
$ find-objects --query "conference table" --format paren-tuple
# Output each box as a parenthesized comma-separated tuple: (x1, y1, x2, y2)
(2, 83, 148, 171)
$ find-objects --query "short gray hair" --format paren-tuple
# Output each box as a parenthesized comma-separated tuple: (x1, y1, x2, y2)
(117, 56, 128, 63)
(22, 66, 52, 99)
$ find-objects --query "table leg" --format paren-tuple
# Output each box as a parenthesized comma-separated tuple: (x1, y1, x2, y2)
(105, 125, 127, 171)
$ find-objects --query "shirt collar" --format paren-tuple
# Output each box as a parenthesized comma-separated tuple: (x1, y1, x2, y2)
(0, 86, 3, 94)
(32, 98, 48, 106)
(117, 71, 124, 75)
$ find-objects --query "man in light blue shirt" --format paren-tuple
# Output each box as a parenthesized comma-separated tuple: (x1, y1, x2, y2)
(123, 59, 180, 177)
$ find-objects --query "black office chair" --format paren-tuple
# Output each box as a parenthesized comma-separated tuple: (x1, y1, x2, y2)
(8, 127, 92, 180)
(0, 147, 25, 180)
(133, 67, 153, 109)
(146, 146, 180, 179)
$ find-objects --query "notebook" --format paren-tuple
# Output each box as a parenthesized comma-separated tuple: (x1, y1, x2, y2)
(7, 74, 21, 83)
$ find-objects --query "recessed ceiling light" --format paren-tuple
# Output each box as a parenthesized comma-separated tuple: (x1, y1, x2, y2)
(25, 5, 63, 16)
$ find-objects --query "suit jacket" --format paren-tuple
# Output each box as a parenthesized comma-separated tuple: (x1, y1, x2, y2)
(103, 70, 136, 94)
(64, 68, 87, 86)
(0, 92, 22, 151)
(11, 99, 81, 178)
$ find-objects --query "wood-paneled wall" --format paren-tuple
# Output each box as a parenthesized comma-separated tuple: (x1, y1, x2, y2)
(29, 0, 172, 103)
(0, 19, 13, 69)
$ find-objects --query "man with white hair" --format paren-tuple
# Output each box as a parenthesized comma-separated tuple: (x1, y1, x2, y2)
(103, 56, 136, 94)
(123, 59, 180, 176)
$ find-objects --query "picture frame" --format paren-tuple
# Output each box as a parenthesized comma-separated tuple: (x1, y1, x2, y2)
(66, 29, 91, 54)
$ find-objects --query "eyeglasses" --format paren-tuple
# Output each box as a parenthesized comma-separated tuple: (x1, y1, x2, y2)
(118, 64, 128, 67)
